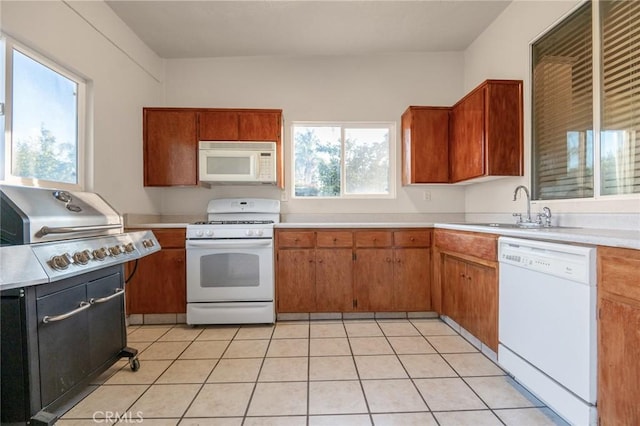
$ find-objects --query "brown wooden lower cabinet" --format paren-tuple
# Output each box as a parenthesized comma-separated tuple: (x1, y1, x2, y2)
(125, 228, 186, 314)
(435, 229, 498, 351)
(276, 249, 316, 312)
(275, 228, 431, 313)
(316, 248, 353, 311)
(597, 246, 640, 426)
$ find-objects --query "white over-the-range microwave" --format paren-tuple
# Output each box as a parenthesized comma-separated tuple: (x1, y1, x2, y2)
(198, 141, 277, 184)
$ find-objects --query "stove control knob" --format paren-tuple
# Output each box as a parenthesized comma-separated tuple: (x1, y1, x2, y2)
(93, 247, 108, 261)
(195, 230, 204, 237)
(246, 230, 254, 237)
(124, 242, 136, 253)
(255, 229, 264, 236)
(109, 245, 122, 256)
(50, 253, 71, 270)
(206, 230, 214, 237)
(73, 250, 90, 265)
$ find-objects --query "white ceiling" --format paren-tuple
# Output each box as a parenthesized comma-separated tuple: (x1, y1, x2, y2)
(105, 0, 512, 59)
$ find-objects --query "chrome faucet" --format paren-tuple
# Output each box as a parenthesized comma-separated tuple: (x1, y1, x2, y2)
(540, 206, 552, 227)
(512, 185, 532, 223)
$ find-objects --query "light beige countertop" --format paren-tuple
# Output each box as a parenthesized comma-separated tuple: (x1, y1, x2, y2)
(275, 222, 434, 229)
(436, 223, 640, 251)
(124, 217, 640, 250)
(126, 222, 189, 229)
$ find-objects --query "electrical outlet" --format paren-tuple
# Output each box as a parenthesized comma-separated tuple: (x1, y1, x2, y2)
(281, 190, 289, 202)
(423, 190, 431, 201)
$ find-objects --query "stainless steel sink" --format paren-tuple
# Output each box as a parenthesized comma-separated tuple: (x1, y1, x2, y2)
(466, 223, 577, 230)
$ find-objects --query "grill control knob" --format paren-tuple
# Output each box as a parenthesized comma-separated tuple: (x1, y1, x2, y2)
(124, 242, 135, 253)
(50, 253, 72, 270)
(93, 247, 108, 260)
(73, 250, 91, 265)
(109, 245, 122, 256)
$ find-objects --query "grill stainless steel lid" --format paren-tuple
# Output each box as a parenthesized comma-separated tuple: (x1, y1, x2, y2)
(1, 185, 122, 245)
(0, 185, 161, 288)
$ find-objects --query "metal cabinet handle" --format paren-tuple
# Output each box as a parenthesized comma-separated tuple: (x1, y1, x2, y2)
(42, 301, 91, 324)
(90, 288, 125, 304)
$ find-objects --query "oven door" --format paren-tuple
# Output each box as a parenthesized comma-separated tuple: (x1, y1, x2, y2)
(186, 238, 274, 302)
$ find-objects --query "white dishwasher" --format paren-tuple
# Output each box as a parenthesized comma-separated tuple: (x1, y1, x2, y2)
(498, 237, 597, 426)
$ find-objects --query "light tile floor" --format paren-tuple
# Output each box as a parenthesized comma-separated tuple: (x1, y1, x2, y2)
(59, 319, 569, 425)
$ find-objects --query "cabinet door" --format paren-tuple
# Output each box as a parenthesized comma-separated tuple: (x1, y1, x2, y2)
(450, 87, 485, 182)
(394, 248, 430, 311)
(37, 283, 90, 406)
(238, 111, 281, 141)
(87, 271, 126, 372)
(316, 248, 353, 312)
(126, 249, 186, 314)
(277, 249, 316, 312)
(354, 248, 394, 311)
(401, 107, 450, 184)
(144, 109, 198, 186)
(466, 261, 498, 351)
(442, 255, 465, 324)
(199, 111, 239, 140)
(598, 296, 640, 425)
(485, 81, 523, 176)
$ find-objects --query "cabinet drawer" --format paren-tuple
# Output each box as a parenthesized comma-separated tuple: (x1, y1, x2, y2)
(355, 231, 392, 247)
(277, 231, 315, 248)
(147, 228, 186, 249)
(394, 230, 431, 247)
(435, 229, 497, 261)
(598, 246, 640, 303)
(317, 231, 353, 248)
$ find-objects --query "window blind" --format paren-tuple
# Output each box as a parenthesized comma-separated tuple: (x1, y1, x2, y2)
(532, 2, 593, 200)
(600, 0, 640, 195)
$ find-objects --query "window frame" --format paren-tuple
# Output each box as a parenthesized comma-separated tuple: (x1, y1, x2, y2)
(290, 121, 396, 200)
(529, 0, 640, 202)
(1, 34, 87, 191)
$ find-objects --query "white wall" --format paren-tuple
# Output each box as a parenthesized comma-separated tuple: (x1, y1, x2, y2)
(463, 0, 640, 219)
(160, 53, 467, 218)
(2, 0, 164, 214)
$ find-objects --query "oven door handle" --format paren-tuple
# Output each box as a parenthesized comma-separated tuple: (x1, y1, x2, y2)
(187, 239, 273, 249)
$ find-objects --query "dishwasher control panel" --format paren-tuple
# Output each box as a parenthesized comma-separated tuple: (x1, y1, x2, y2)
(498, 237, 595, 285)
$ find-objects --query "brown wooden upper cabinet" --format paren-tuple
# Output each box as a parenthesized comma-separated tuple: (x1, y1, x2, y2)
(143, 107, 284, 187)
(450, 80, 523, 183)
(401, 107, 450, 184)
(199, 110, 282, 142)
(143, 109, 198, 186)
(401, 79, 523, 184)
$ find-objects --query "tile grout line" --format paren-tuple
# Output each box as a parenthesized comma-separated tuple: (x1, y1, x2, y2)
(177, 324, 239, 424)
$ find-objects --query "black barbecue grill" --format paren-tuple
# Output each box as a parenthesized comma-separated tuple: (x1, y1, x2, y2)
(0, 184, 161, 425)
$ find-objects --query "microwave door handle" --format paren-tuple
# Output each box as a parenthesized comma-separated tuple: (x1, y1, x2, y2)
(187, 239, 273, 249)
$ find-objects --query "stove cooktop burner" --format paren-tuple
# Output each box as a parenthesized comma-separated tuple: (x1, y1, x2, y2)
(192, 220, 275, 225)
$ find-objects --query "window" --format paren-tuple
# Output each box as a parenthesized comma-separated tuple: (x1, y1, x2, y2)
(532, 2, 593, 200)
(292, 122, 394, 198)
(1, 35, 86, 190)
(600, 0, 640, 195)
(532, 0, 640, 200)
